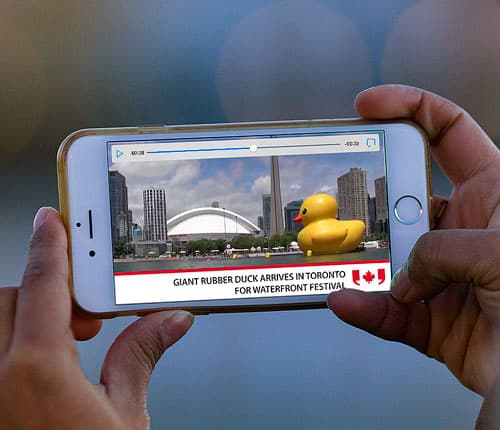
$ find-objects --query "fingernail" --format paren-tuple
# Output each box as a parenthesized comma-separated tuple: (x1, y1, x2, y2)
(172, 310, 194, 326)
(160, 310, 194, 345)
(33, 207, 51, 232)
(437, 200, 448, 218)
(326, 290, 342, 309)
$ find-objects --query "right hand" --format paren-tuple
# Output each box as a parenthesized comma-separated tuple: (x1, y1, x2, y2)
(328, 85, 500, 396)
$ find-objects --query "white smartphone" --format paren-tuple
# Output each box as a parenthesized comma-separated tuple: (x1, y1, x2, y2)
(57, 119, 431, 317)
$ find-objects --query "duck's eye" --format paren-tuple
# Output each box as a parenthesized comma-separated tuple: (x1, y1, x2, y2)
(302, 208, 307, 215)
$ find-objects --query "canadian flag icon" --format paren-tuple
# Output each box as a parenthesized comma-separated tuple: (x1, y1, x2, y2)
(352, 268, 386, 286)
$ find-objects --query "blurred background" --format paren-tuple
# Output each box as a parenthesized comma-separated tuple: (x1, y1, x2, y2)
(1, 0, 499, 428)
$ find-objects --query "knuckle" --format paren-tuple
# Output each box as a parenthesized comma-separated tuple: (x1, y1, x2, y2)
(6, 346, 72, 389)
(5, 352, 52, 392)
(124, 333, 164, 375)
(8, 347, 52, 376)
(479, 230, 500, 285)
(22, 261, 47, 284)
(21, 256, 68, 289)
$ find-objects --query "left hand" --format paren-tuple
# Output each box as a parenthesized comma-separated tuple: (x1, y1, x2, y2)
(0, 207, 194, 429)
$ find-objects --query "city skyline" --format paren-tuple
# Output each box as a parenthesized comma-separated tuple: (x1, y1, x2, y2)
(109, 150, 386, 231)
(110, 176, 387, 245)
(337, 167, 370, 234)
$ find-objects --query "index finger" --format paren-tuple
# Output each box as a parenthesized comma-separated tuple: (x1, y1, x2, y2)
(13, 208, 73, 350)
(355, 85, 499, 185)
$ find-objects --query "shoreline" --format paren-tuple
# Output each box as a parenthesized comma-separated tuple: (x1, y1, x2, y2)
(114, 250, 306, 264)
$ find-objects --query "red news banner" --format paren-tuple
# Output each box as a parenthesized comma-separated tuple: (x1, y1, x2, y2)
(114, 260, 391, 305)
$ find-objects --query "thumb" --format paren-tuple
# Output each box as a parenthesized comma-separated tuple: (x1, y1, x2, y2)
(100, 310, 194, 423)
(391, 229, 499, 303)
(476, 374, 500, 430)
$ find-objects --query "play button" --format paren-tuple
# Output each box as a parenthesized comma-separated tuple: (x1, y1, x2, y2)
(115, 149, 124, 158)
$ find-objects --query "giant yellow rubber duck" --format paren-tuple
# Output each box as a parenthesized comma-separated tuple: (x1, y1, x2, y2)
(294, 193, 365, 255)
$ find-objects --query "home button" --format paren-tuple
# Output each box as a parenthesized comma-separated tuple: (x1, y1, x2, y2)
(394, 195, 423, 225)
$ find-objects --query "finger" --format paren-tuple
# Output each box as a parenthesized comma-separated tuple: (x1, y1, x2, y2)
(0, 287, 17, 354)
(355, 85, 499, 185)
(71, 311, 103, 341)
(391, 229, 500, 304)
(13, 207, 73, 349)
(476, 374, 500, 430)
(430, 195, 448, 228)
(489, 204, 500, 229)
(100, 310, 194, 423)
(327, 289, 430, 353)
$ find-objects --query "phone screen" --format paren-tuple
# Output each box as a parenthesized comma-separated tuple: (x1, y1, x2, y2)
(107, 130, 391, 306)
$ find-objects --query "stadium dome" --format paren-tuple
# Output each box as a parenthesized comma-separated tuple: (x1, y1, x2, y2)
(167, 207, 260, 241)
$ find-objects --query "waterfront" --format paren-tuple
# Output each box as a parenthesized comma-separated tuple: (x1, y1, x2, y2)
(114, 247, 390, 273)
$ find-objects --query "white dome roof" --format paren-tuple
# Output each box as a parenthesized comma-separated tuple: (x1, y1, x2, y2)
(167, 207, 260, 237)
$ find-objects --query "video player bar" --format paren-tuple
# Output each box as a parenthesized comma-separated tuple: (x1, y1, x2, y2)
(110, 133, 381, 163)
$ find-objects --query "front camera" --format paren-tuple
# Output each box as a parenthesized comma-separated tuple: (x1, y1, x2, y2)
(89, 250, 96, 257)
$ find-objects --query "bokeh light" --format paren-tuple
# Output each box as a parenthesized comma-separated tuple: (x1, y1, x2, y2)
(381, 0, 500, 138)
(216, 0, 372, 121)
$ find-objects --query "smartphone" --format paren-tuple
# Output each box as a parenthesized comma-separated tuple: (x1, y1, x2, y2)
(57, 119, 431, 317)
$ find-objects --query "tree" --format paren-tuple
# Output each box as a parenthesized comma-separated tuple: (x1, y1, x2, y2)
(230, 236, 252, 250)
(213, 239, 226, 252)
(253, 237, 267, 249)
(113, 240, 128, 257)
(186, 239, 214, 255)
(280, 232, 298, 248)
(268, 234, 282, 248)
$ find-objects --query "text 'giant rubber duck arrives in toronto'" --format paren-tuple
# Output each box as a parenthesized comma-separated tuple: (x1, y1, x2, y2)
(293, 193, 365, 255)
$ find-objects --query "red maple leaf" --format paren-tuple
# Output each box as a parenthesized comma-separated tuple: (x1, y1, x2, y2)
(363, 270, 375, 283)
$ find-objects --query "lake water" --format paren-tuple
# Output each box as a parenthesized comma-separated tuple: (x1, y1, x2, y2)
(114, 248, 390, 273)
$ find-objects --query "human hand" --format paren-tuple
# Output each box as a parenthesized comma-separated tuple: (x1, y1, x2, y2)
(0, 207, 194, 429)
(328, 85, 500, 396)
(476, 373, 500, 429)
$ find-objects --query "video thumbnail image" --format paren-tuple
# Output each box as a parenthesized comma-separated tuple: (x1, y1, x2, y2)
(108, 150, 390, 276)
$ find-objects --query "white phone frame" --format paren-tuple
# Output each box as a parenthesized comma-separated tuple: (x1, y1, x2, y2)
(58, 119, 430, 317)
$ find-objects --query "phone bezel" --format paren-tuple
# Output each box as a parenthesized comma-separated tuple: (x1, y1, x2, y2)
(57, 119, 431, 318)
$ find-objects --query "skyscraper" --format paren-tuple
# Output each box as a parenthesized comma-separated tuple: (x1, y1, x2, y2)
(127, 210, 133, 241)
(109, 171, 129, 243)
(284, 200, 303, 233)
(375, 176, 388, 233)
(270, 156, 284, 235)
(262, 193, 271, 236)
(368, 195, 377, 235)
(143, 187, 168, 241)
(257, 216, 264, 232)
(337, 168, 369, 234)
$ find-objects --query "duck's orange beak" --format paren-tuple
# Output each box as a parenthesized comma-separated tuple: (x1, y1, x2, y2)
(293, 214, 302, 223)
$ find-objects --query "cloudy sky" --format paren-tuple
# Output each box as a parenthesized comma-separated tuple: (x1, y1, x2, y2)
(110, 150, 385, 227)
